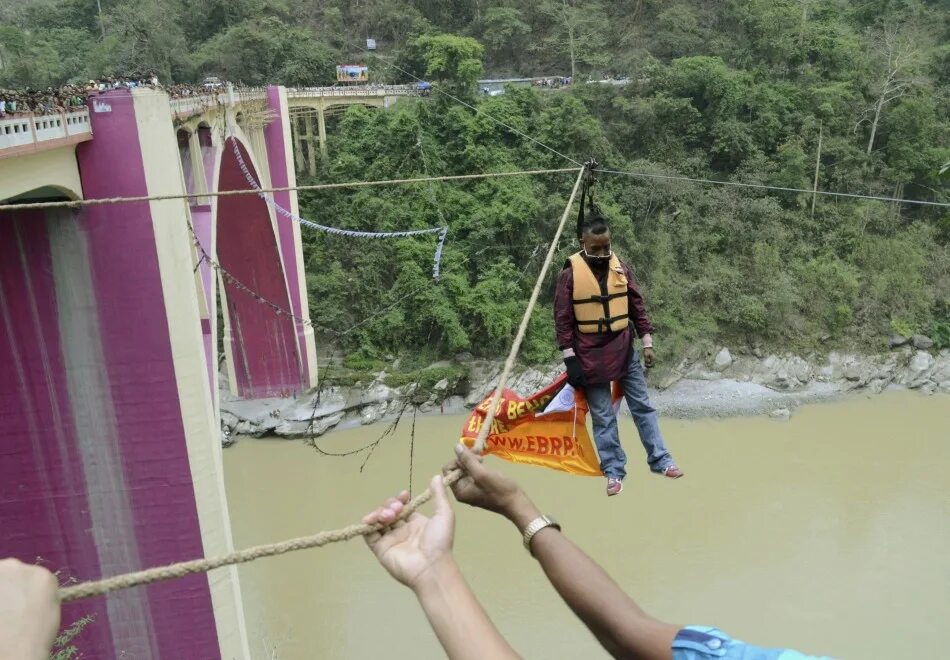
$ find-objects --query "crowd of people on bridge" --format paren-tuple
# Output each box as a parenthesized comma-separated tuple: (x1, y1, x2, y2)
(533, 76, 572, 88)
(0, 74, 232, 119)
(0, 85, 87, 117)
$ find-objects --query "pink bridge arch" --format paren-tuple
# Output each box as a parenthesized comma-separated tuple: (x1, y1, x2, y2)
(215, 137, 302, 398)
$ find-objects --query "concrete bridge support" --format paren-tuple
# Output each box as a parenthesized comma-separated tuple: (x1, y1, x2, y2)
(0, 83, 319, 659)
(0, 88, 250, 659)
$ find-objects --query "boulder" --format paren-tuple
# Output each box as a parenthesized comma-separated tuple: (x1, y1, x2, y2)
(714, 347, 733, 370)
(842, 362, 864, 382)
(912, 334, 934, 350)
(433, 378, 449, 392)
(888, 335, 910, 349)
(360, 383, 395, 405)
(275, 412, 344, 438)
(768, 408, 791, 420)
(929, 351, 950, 383)
(784, 356, 812, 383)
(234, 420, 258, 436)
(507, 365, 560, 395)
(867, 378, 890, 395)
(904, 350, 935, 387)
(360, 404, 384, 426)
(767, 369, 800, 391)
(220, 410, 240, 432)
(823, 352, 848, 381)
(659, 369, 684, 389)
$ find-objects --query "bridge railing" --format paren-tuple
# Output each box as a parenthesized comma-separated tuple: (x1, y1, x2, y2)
(286, 85, 418, 98)
(170, 85, 419, 117)
(0, 109, 92, 154)
(0, 85, 420, 155)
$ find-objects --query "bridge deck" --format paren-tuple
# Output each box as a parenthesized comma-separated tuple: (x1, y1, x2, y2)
(0, 110, 92, 159)
(0, 85, 421, 160)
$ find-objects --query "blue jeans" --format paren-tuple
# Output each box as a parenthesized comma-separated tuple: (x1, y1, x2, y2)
(585, 349, 673, 479)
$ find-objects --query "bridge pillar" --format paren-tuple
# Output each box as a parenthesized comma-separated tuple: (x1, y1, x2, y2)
(0, 87, 249, 659)
(188, 130, 210, 203)
(317, 106, 328, 158)
(304, 114, 318, 174)
(293, 114, 306, 173)
(263, 86, 318, 389)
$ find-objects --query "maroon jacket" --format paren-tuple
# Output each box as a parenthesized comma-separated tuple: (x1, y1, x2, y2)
(554, 255, 654, 384)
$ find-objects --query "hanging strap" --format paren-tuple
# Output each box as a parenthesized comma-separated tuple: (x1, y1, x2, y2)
(575, 157, 600, 238)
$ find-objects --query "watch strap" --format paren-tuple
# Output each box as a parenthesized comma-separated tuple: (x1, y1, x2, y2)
(522, 515, 561, 552)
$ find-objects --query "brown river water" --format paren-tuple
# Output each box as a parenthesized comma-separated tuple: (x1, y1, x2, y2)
(224, 391, 949, 659)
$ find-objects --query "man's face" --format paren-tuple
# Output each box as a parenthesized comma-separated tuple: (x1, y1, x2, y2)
(581, 231, 612, 260)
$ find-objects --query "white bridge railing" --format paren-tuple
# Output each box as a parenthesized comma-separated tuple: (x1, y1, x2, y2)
(0, 110, 92, 153)
(286, 85, 417, 98)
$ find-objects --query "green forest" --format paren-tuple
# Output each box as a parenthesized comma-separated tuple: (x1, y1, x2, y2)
(3, 0, 948, 366)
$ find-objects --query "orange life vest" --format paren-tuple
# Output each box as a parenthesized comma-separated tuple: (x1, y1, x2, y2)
(568, 252, 629, 334)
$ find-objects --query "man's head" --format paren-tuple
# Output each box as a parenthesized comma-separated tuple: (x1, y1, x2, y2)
(580, 213, 612, 261)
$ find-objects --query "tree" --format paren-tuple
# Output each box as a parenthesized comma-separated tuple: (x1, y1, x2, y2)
(276, 39, 338, 87)
(194, 17, 289, 85)
(536, 0, 609, 81)
(652, 5, 706, 60)
(400, 33, 484, 94)
(857, 23, 928, 158)
(476, 6, 530, 70)
(103, 0, 188, 81)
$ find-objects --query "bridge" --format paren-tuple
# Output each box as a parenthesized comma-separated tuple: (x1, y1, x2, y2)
(0, 83, 415, 659)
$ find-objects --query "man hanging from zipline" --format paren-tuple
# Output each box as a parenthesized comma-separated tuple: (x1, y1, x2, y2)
(554, 166, 682, 496)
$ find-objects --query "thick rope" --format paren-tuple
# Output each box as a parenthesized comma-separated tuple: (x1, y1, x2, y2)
(60, 470, 463, 603)
(0, 167, 580, 212)
(56, 166, 587, 603)
(471, 167, 586, 453)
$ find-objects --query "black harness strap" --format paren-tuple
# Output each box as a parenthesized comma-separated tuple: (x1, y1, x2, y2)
(576, 313, 630, 333)
(572, 291, 627, 305)
(575, 158, 600, 239)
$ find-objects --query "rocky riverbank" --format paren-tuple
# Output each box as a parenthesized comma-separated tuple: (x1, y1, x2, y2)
(219, 343, 949, 443)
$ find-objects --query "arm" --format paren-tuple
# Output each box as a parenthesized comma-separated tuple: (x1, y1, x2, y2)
(413, 557, 517, 660)
(0, 559, 61, 660)
(555, 267, 586, 385)
(623, 263, 656, 366)
(623, 262, 653, 343)
(448, 446, 678, 660)
(553, 267, 576, 355)
(362, 475, 519, 660)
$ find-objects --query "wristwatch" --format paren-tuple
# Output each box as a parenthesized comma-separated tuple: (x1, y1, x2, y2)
(522, 515, 561, 553)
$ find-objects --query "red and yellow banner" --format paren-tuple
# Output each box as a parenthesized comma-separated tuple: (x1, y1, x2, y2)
(460, 374, 603, 477)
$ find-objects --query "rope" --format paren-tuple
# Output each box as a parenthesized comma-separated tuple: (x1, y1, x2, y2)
(0, 167, 580, 212)
(409, 406, 417, 497)
(59, 470, 463, 603)
(471, 166, 587, 453)
(600, 168, 950, 208)
(56, 166, 588, 604)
